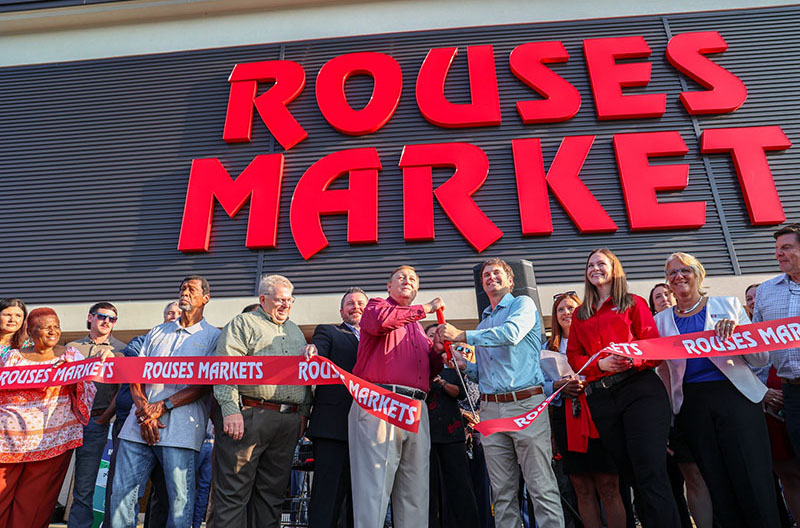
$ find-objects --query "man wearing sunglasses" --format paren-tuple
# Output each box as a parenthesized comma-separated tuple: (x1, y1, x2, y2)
(68, 302, 127, 528)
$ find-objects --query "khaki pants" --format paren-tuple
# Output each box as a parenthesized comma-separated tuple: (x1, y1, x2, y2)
(209, 406, 302, 528)
(482, 395, 564, 528)
(348, 403, 430, 528)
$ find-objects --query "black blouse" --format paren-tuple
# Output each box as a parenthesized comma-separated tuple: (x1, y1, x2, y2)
(426, 368, 467, 444)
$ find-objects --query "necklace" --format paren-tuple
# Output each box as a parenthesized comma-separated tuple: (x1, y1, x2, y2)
(675, 296, 704, 315)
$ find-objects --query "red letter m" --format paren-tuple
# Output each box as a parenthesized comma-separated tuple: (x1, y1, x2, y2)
(178, 155, 284, 252)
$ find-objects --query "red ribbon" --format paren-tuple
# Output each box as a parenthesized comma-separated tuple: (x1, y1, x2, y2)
(474, 316, 800, 437)
(0, 355, 422, 433)
(4, 317, 797, 436)
(600, 317, 800, 360)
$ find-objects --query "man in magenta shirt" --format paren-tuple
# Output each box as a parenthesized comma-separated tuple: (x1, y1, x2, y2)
(349, 265, 444, 528)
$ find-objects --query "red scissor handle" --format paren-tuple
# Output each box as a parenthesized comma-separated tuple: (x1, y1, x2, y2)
(436, 308, 453, 360)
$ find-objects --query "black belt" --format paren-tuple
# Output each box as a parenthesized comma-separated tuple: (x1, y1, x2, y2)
(376, 384, 427, 400)
(589, 369, 639, 391)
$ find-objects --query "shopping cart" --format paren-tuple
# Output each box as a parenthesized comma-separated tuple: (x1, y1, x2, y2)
(281, 437, 314, 527)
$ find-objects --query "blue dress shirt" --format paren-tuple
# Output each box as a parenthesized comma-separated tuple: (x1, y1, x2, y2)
(464, 293, 545, 394)
(114, 334, 147, 423)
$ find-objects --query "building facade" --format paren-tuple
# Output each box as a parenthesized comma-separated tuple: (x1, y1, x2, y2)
(1, 0, 797, 334)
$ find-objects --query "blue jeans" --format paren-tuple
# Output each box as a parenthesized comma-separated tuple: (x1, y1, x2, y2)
(110, 439, 198, 528)
(103, 417, 127, 527)
(192, 440, 213, 528)
(68, 416, 111, 528)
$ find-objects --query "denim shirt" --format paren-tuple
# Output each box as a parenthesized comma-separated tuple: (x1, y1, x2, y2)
(464, 293, 545, 394)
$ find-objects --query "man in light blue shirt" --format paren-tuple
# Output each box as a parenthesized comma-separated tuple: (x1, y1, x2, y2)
(110, 276, 221, 528)
(754, 223, 800, 457)
(464, 293, 544, 395)
(440, 258, 563, 528)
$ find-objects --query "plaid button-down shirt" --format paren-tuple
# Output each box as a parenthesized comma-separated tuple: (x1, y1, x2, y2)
(214, 307, 311, 417)
(753, 273, 800, 379)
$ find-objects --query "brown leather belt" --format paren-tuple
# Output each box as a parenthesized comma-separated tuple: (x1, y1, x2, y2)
(241, 396, 298, 413)
(782, 378, 800, 385)
(481, 386, 543, 403)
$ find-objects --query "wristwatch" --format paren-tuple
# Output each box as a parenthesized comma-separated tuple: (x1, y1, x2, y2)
(163, 399, 175, 412)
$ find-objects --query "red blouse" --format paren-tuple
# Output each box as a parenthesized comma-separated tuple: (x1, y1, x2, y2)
(566, 295, 662, 382)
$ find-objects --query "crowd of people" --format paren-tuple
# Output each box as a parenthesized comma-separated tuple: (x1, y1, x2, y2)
(0, 222, 800, 528)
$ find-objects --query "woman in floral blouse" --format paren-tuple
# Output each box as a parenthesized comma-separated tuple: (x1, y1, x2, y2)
(0, 307, 100, 528)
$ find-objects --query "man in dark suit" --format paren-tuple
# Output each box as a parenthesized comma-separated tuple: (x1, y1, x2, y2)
(307, 287, 368, 528)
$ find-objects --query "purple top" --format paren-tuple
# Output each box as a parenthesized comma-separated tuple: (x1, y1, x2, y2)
(674, 307, 726, 384)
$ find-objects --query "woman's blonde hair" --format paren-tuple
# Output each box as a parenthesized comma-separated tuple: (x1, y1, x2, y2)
(665, 252, 707, 295)
(577, 248, 634, 320)
(547, 292, 581, 351)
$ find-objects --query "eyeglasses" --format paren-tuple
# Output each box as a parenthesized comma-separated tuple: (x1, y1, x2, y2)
(666, 267, 694, 279)
(273, 297, 296, 306)
(91, 312, 118, 323)
(553, 291, 577, 300)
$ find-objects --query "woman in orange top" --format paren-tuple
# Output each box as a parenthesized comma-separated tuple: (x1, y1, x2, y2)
(0, 307, 99, 528)
(566, 249, 678, 528)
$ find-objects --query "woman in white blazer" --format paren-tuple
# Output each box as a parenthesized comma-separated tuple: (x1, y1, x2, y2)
(655, 252, 778, 528)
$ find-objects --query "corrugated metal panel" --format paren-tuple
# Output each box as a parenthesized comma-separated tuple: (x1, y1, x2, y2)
(666, 7, 800, 277)
(1, 6, 796, 302)
(0, 47, 281, 302)
(0, 0, 122, 12)
(263, 15, 730, 292)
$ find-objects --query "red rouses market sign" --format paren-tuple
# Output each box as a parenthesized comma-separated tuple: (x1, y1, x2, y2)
(177, 31, 791, 260)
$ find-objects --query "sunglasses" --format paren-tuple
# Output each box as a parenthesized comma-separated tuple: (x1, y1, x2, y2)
(553, 291, 577, 300)
(92, 312, 118, 323)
